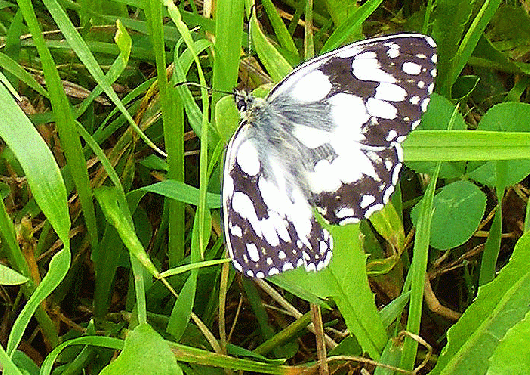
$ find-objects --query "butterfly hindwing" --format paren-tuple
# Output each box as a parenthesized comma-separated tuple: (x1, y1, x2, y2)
(223, 34, 436, 277)
(223, 123, 332, 278)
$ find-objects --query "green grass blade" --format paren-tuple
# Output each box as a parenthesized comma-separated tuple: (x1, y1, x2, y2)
(19, 0, 95, 248)
(478, 164, 504, 285)
(144, 0, 185, 267)
(40, 336, 124, 375)
(400, 163, 440, 370)
(1, 26, 70, 247)
(321, 0, 383, 53)
(42, 0, 165, 156)
(260, 0, 298, 57)
(446, 0, 502, 95)
(140, 180, 221, 208)
(404, 130, 530, 161)
(7, 248, 70, 355)
(0, 52, 48, 97)
(0, 343, 24, 375)
(211, 0, 244, 105)
(250, 10, 292, 82)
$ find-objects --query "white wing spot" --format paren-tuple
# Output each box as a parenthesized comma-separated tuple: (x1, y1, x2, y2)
(352, 53, 397, 82)
(246, 243, 260, 262)
(259, 216, 281, 247)
(329, 93, 369, 136)
(360, 194, 376, 208)
(232, 260, 243, 272)
(417, 80, 425, 89)
(428, 82, 435, 94)
(232, 192, 257, 222)
(305, 261, 316, 272)
(383, 185, 395, 203)
(375, 82, 407, 102)
(391, 162, 403, 185)
(336, 207, 355, 218)
(255, 271, 265, 278)
(431, 54, 438, 64)
(387, 43, 400, 58)
(386, 129, 398, 142)
(237, 141, 260, 176)
(319, 240, 328, 254)
(269, 268, 279, 276)
(365, 203, 384, 218)
(395, 144, 404, 163)
(338, 217, 360, 225)
(410, 96, 420, 105)
(425, 36, 436, 47)
(421, 98, 431, 112)
(230, 225, 242, 237)
(289, 70, 332, 103)
(278, 251, 286, 259)
(366, 98, 398, 119)
(402, 61, 422, 75)
(223, 174, 234, 198)
(283, 262, 294, 272)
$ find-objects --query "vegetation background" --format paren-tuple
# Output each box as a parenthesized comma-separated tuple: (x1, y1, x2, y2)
(0, 0, 529, 374)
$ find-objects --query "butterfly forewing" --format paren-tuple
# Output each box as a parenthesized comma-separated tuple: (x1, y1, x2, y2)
(223, 34, 436, 277)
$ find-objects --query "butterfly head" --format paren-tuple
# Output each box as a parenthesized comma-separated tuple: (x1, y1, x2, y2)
(233, 89, 255, 113)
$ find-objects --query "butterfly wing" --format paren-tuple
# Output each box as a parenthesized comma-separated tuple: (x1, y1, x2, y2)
(266, 34, 437, 224)
(223, 34, 436, 277)
(223, 122, 332, 278)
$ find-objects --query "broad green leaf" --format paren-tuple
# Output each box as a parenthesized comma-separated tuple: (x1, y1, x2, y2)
(486, 311, 530, 375)
(469, 102, 530, 188)
(272, 224, 387, 360)
(99, 324, 182, 375)
(431, 232, 530, 375)
(411, 180, 486, 250)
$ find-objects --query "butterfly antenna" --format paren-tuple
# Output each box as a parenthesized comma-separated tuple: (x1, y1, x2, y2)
(174, 82, 233, 96)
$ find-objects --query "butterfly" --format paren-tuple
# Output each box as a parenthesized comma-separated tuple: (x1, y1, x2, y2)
(222, 34, 437, 278)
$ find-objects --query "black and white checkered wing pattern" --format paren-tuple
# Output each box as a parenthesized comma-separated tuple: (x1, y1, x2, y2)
(223, 34, 436, 278)
(223, 122, 333, 279)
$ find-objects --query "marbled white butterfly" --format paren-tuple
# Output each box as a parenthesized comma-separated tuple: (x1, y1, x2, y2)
(223, 34, 437, 278)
